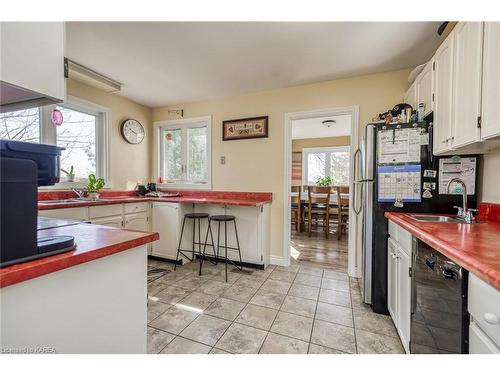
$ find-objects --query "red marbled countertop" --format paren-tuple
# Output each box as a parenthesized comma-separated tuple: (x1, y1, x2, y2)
(385, 203, 500, 290)
(37, 190, 273, 210)
(0, 223, 159, 288)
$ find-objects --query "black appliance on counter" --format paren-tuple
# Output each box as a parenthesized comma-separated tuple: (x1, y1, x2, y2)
(0, 140, 75, 267)
(411, 239, 469, 353)
(354, 121, 478, 314)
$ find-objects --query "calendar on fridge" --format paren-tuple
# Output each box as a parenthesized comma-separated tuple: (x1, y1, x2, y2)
(377, 164, 421, 202)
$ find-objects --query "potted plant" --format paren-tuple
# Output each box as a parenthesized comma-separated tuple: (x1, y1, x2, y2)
(87, 174, 105, 200)
(61, 166, 75, 182)
(316, 176, 333, 187)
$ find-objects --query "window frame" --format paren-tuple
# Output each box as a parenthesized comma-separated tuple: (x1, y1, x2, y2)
(39, 95, 111, 189)
(302, 146, 350, 187)
(154, 116, 212, 190)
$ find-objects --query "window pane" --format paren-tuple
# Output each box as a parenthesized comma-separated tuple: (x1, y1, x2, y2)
(329, 151, 350, 185)
(307, 152, 326, 185)
(0, 108, 40, 142)
(56, 106, 96, 179)
(188, 127, 208, 183)
(163, 128, 183, 182)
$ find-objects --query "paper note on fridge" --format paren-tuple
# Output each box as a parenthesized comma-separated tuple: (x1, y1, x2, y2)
(378, 128, 421, 164)
(438, 157, 477, 195)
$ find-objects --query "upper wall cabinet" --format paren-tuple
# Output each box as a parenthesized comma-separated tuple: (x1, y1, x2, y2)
(451, 22, 483, 149)
(433, 32, 455, 155)
(0, 22, 66, 112)
(415, 61, 433, 116)
(481, 22, 500, 140)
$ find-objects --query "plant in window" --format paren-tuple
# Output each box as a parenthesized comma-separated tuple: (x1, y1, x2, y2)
(61, 165, 75, 182)
(316, 176, 333, 187)
(86, 174, 105, 200)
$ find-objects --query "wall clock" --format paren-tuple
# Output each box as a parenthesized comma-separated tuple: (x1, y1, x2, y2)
(120, 119, 145, 144)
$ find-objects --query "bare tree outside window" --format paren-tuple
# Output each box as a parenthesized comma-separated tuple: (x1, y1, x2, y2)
(305, 148, 350, 186)
(0, 108, 40, 143)
(56, 106, 96, 179)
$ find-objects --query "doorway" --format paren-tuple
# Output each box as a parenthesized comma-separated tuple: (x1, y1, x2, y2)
(283, 106, 360, 277)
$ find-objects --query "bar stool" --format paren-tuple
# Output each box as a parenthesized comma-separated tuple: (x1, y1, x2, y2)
(199, 214, 242, 282)
(174, 212, 216, 270)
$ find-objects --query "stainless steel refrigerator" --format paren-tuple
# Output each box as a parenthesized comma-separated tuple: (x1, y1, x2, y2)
(354, 121, 478, 314)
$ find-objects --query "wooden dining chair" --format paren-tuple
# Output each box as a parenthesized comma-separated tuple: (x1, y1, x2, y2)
(329, 186, 350, 240)
(291, 185, 301, 232)
(306, 186, 331, 238)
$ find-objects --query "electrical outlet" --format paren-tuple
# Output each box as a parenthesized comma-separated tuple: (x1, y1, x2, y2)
(220, 156, 226, 165)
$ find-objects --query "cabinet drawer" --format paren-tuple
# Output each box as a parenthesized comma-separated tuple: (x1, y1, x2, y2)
(39, 207, 88, 221)
(468, 273, 500, 346)
(89, 204, 123, 219)
(469, 322, 500, 354)
(124, 202, 148, 214)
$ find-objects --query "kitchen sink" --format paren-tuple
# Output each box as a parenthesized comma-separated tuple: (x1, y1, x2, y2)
(406, 214, 466, 223)
(39, 198, 91, 204)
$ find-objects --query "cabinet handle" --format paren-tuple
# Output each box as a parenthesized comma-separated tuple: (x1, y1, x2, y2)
(441, 139, 448, 144)
(484, 313, 500, 325)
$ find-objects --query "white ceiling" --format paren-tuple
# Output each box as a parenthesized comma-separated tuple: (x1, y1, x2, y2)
(292, 115, 351, 139)
(66, 22, 443, 108)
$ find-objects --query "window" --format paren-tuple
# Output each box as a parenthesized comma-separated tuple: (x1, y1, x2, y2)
(156, 117, 211, 188)
(302, 146, 350, 186)
(0, 96, 109, 186)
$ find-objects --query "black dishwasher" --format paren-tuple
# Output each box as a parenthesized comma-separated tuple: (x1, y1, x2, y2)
(410, 239, 469, 354)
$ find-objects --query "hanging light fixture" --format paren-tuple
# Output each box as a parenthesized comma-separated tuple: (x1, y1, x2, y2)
(322, 119, 336, 128)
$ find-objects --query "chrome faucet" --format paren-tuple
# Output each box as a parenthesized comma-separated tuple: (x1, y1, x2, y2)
(446, 178, 477, 223)
(72, 188, 85, 199)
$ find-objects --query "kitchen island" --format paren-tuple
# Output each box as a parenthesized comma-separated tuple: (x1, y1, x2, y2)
(0, 222, 159, 354)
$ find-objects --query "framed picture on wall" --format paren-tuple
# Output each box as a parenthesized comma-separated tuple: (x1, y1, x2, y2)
(222, 116, 268, 141)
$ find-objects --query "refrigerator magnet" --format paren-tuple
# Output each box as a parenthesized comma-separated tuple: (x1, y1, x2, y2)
(422, 189, 433, 199)
(423, 169, 437, 178)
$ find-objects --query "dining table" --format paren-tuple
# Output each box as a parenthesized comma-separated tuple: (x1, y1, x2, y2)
(290, 191, 350, 233)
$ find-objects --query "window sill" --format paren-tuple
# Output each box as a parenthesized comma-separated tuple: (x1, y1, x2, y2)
(157, 183, 212, 191)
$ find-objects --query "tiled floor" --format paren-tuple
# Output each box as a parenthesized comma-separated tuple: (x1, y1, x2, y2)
(290, 230, 348, 272)
(147, 259, 404, 354)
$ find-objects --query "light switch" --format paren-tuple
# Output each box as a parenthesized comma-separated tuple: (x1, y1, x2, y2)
(220, 156, 226, 165)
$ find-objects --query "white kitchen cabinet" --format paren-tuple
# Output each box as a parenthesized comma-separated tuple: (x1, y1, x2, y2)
(0, 22, 66, 111)
(470, 322, 500, 354)
(404, 82, 416, 109)
(415, 61, 433, 116)
(90, 215, 123, 228)
(151, 202, 182, 261)
(433, 32, 455, 154)
(480, 22, 500, 140)
(89, 204, 123, 219)
(397, 247, 411, 352)
(39, 207, 89, 221)
(451, 22, 483, 149)
(387, 238, 398, 322)
(387, 222, 412, 353)
(124, 212, 148, 232)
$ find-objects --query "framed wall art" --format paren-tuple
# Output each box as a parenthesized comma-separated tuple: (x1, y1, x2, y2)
(222, 116, 268, 141)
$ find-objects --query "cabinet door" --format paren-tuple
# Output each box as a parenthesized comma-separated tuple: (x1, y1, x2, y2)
(151, 203, 180, 261)
(451, 22, 483, 148)
(397, 248, 412, 353)
(404, 82, 417, 109)
(387, 238, 398, 323)
(433, 33, 455, 154)
(225, 205, 261, 264)
(481, 22, 500, 140)
(124, 212, 148, 232)
(39, 207, 89, 221)
(90, 215, 123, 228)
(416, 61, 433, 116)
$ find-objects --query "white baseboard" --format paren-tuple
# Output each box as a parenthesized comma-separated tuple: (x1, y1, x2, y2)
(269, 255, 290, 267)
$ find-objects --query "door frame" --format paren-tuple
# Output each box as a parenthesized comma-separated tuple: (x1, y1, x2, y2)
(283, 105, 360, 277)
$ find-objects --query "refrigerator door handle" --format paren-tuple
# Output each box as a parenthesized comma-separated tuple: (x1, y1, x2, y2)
(353, 148, 363, 215)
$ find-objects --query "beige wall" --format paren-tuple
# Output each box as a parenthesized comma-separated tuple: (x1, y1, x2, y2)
(153, 69, 410, 259)
(67, 79, 153, 190)
(480, 147, 500, 203)
(292, 136, 351, 153)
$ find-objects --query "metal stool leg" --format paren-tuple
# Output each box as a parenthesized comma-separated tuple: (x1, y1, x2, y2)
(198, 218, 217, 276)
(224, 220, 228, 282)
(192, 216, 196, 260)
(174, 217, 187, 270)
(233, 219, 243, 269)
(216, 221, 221, 259)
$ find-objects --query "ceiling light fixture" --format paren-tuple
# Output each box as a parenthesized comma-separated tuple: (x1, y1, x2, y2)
(322, 119, 336, 128)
